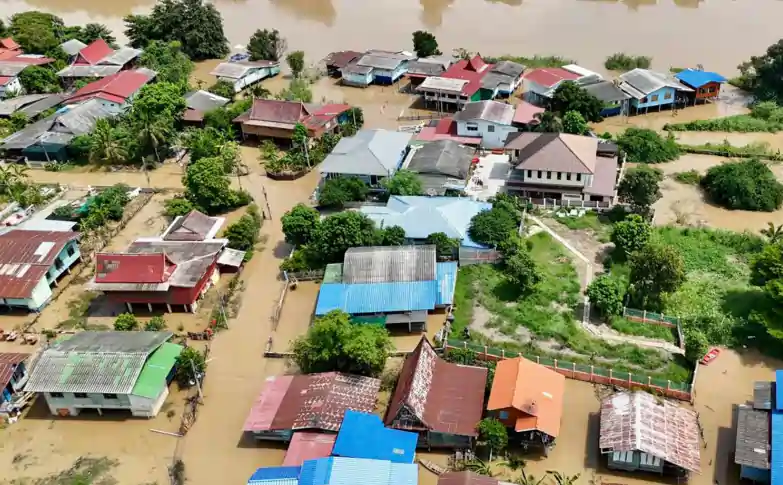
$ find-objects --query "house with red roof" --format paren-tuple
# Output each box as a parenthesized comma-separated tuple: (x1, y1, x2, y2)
(524, 64, 603, 105)
(234, 99, 351, 142)
(57, 39, 142, 82)
(0, 228, 81, 311)
(65, 68, 156, 112)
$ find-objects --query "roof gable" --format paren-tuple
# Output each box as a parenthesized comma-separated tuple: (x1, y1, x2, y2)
(95, 252, 176, 284)
(250, 99, 309, 124)
(508, 133, 597, 174)
(75, 39, 114, 65)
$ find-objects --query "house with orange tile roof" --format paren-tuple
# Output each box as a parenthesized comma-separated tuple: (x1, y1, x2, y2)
(486, 356, 565, 453)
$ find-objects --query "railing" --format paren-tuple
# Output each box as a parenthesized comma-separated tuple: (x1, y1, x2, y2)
(458, 247, 502, 266)
(622, 308, 679, 327)
(445, 339, 693, 402)
(521, 197, 613, 210)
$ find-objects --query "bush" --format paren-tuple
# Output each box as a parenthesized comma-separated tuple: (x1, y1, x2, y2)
(476, 418, 508, 455)
(673, 170, 701, 185)
(318, 177, 368, 208)
(610, 214, 652, 257)
(174, 347, 206, 387)
(664, 101, 783, 133)
(468, 203, 521, 248)
(114, 313, 139, 331)
(144, 315, 167, 331)
(684, 327, 709, 363)
(616, 128, 680, 163)
(382, 169, 424, 196)
(164, 197, 195, 217)
(604, 53, 652, 71)
(700, 158, 783, 211)
(426, 232, 460, 260)
(281, 203, 320, 246)
(587, 275, 625, 319)
(224, 205, 263, 259)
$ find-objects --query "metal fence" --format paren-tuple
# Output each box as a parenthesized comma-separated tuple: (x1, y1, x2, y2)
(458, 247, 502, 266)
(445, 339, 693, 402)
(623, 308, 680, 327)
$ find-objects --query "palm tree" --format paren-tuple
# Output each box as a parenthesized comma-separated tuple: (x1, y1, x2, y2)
(514, 469, 548, 485)
(246, 84, 271, 99)
(9, 164, 29, 181)
(761, 222, 783, 243)
(136, 111, 169, 163)
(547, 471, 580, 485)
(463, 459, 494, 477)
(90, 120, 128, 165)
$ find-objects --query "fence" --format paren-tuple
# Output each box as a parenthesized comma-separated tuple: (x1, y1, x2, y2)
(445, 339, 693, 402)
(623, 308, 679, 327)
(522, 197, 613, 211)
(458, 247, 502, 266)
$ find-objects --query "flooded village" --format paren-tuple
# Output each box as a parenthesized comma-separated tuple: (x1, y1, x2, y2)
(0, 2, 782, 485)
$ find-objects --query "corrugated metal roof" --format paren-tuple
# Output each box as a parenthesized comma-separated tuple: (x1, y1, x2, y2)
(0, 229, 78, 299)
(453, 101, 515, 125)
(314, 281, 438, 316)
(776, 371, 783, 410)
(439, 472, 498, 485)
(248, 466, 300, 485)
(674, 69, 727, 89)
(283, 432, 336, 466)
(185, 90, 230, 113)
(243, 375, 295, 431)
(333, 410, 417, 463)
(318, 129, 412, 177)
(437, 262, 457, 305)
(0, 352, 30, 389)
(217, 248, 246, 267)
(343, 245, 436, 284)
(130, 342, 182, 399)
(162, 210, 222, 241)
(299, 457, 418, 485)
(57, 65, 123, 78)
(771, 412, 783, 485)
(735, 406, 770, 469)
(323, 263, 344, 284)
(756, 381, 774, 410)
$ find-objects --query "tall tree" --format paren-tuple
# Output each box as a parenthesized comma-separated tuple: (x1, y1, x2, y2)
(548, 81, 603, 122)
(412, 30, 442, 58)
(9, 12, 64, 54)
(18, 66, 61, 94)
(617, 165, 663, 215)
(247, 29, 287, 62)
(286, 50, 306, 78)
(281, 203, 320, 246)
(561, 110, 589, 135)
(735, 39, 783, 102)
(89, 120, 128, 165)
(79, 23, 116, 46)
(183, 156, 237, 215)
(135, 110, 170, 162)
(138, 40, 194, 84)
(310, 211, 378, 264)
(616, 127, 680, 164)
(426, 232, 460, 260)
(628, 243, 686, 309)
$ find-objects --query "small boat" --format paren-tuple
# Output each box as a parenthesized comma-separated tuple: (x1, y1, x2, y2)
(700, 347, 720, 365)
(418, 459, 446, 476)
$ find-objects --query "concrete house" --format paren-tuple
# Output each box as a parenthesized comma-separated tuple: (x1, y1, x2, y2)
(341, 51, 413, 87)
(318, 129, 412, 186)
(0, 229, 81, 311)
(618, 68, 693, 114)
(57, 39, 142, 82)
(504, 133, 619, 204)
(453, 100, 518, 149)
(25, 331, 183, 418)
(210, 60, 280, 93)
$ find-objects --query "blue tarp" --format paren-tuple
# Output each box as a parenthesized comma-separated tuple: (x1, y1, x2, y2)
(299, 457, 417, 485)
(248, 466, 301, 485)
(771, 412, 783, 485)
(332, 411, 417, 463)
(674, 69, 727, 89)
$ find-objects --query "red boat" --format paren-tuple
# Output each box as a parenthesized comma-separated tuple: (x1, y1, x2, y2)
(700, 347, 720, 365)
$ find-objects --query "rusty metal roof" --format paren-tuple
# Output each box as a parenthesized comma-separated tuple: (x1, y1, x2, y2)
(162, 210, 221, 241)
(735, 406, 770, 469)
(385, 337, 487, 437)
(0, 352, 30, 389)
(243, 372, 380, 433)
(599, 391, 701, 473)
(0, 230, 78, 299)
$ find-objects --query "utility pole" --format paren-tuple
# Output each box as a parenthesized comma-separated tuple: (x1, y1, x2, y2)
(190, 358, 203, 403)
(303, 138, 310, 168)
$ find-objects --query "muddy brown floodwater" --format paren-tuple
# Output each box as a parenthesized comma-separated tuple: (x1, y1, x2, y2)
(5, 0, 783, 75)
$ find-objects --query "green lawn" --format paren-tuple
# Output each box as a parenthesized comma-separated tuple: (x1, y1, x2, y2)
(554, 211, 612, 242)
(453, 232, 691, 382)
(610, 316, 677, 344)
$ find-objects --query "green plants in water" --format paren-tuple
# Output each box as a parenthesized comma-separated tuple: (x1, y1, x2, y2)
(604, 53, 652, 71)
(673, 170, 701, 185)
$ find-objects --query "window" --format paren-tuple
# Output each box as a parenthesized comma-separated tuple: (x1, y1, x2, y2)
(487, 125, 495, 133)
(74, 393, 87, 399)
(709, 86, 716, 93)
(527, 170, 532, 178)
(54, 259, 63, 270)
(499, 410, 509, 419)
(576, 173, 582, 182)
(566, 173, 572, 181)
(557, 172, 562, 180)
(466, 123, 479, 132)
(537, 171, 542, 178)
(700, 88, 706, 94)
(641, 97, 648, 103)
(66, 245, 75, 257)
(49, 392, 64, 398)
(664, 92, 672, 100)
(103, 393, 118, 399)
(546, 171, 552, 180)
(650, 94, 659, 102)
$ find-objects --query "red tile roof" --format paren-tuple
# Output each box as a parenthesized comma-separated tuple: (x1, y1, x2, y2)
(74, 39, 114, 65)
(95, 253, 176, 284)
(283, 432, 336, 466)
(385, 337, 488, 437)
(67, 70, 152, 105)
(442, 55, 493, 96)
(524, 68, 581, 89)
(0, 352, 30, 390)
(0, 230, 79, 299)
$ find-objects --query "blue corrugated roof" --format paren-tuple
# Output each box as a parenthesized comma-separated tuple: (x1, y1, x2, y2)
(315, 281, 438, 316)
(436, 262, 458, 305)
(300, 457, 417, 485)
(332, 411, 417, 463)
(674, 69, 727, 89)
(771, 412, 783, 485)
(776, 370, 783, 410)
(248, 466, 301, 485)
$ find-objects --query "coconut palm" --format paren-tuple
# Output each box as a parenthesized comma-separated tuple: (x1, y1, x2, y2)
(136, 110, 170, 163)
(89, 120, 128, 165)
(463, 459, 495, 477)
(761, 222, 783, 243)
(547, 471, 580, 485)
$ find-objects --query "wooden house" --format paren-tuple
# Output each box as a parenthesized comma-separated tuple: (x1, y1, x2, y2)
(674, 69, 727, 103)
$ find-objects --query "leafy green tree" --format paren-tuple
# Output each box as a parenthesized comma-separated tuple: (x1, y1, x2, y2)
(426, 232, 460, 260)
(164, 196, 196, 217)
(89, 120, 128, 165)
(735, 40, 783, 102)
(174, 347, 206, 387)
(412, 30, 441, 58)
(382, 170, 424, 196)
(114, 313, 139, 331)
(182, 127, 226, 162)
(318, 177, 368, 208)
(18, 66, 61, 94)
(533, 111, 563, 133)
(617, 165, 663, 215)
(134, 110, 171, 162)
(282, 203, 320, 246)
(610, 214, 652, 257)
(616, 127, 681, 164)
(750, 243, 783, 338)
(291, 310, 392, 377)
(379, 225, 406, 246)
(504, 249, 541, 293)
(276, 78, 313, 103)
(701, 158, 783, 212)
(628, 243, 686, 309)
(183, 157, 242, 215)
(208, 80, 235, 100)
(477, 418, 508, 457)
(0, 20, 7, 38)
(762, 222, 783, 243)
(548, 81, 603, 122)
(586, 275, 625, 319)
(286, 50, 305, 78)
(224, 206, 262, 252)
(9, 12, 64, 54)
(144, 315, 167, 331)
(79, 23, 116, 46)
(561, 110, 589, 135)
(310, 211, 379, 264)
(468, 205, 520, 248)
(247, 84, 272, 99)
(138, 40, 194, 84)
(132, 81, 187, 120)
(123, 0, 229, 60)
(683, 327, 709, 363)
(248, 29, 287, 62)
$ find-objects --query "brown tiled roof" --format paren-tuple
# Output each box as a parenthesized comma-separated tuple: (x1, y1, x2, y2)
(506, 133, 597, 174)
(439, 472, 498, 485)
(249, 99, 310, 124)
(385, 337, 487, 437)
(0, 352, 29, 389)
(487, 357, 565, 438)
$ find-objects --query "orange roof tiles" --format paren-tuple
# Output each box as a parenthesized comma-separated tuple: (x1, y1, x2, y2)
(487, 357, 565, 438)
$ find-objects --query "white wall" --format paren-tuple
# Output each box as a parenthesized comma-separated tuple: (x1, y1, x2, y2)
(456, 119, 518, 149)
(0, 77, 21, 99)
(521, 168, 592, 188)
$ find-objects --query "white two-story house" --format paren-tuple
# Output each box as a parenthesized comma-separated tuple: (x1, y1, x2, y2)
(504, 133, 619, 204)
(453, 100, 518, 149)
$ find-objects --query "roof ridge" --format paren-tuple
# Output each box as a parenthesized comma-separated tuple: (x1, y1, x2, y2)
(557, 134, 594, 173)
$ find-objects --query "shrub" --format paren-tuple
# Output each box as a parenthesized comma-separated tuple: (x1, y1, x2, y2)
(468, 203, 521, 248)
(317, 177, 368, 208)
(587, 275, 625, 319)
(616, 128, 680, 163)
(611, 214, 652, 257)
(605, 53, 652, 71)
(701, 158, 783, 212)
(164, 197, 195, 217)
(281, 203, 320, 246)
(144, 315, 167, 331)
(673, 170, 701, 185)
(114, 313, 139, 331)
(224, 205, 263, 259)
(684, 326, 709, 363)
(174, 347, 206, 387)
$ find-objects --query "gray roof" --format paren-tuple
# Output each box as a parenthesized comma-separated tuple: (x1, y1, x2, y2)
(356, 51, 410, 70)
(57, 64, 123, 78)
(125, 240, 225, 287)
(735, 406, 770, 470)
(417, 55, 456, 69)
(217, 248, 246, 267)
(25, 331, 172, 394)
(454, 101, 515, 125)
(407, 140, 473, 179)
(318, 129, 412, 177)
(342, 63, 373, 75)
(492, 60, 526, 78)
(754, 381, 773, 410)
(343, 245, 437, 284)
(0, 94, 51, 117)
(406, 61, 446, 77)
(1, 100, 113, 150)
(618, 68, 693, 99)
(60, 39, 87, 56)
(583, 81, 631, 103)
(161, 210, 222, 241)
(0, 62, 28, 77)
(19, 94, 66, 118)
(99, 47, 142, 66)
(210, 60, 277, 80)
(185, 90, 230, 113)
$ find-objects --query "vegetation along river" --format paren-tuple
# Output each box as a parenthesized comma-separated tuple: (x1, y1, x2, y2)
(2, 0, 781, 75)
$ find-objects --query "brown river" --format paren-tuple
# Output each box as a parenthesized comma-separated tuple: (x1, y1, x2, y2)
(3, 0, 783, 75)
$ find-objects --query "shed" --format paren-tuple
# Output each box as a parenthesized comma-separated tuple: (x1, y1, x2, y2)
(332, 410, 417, 463)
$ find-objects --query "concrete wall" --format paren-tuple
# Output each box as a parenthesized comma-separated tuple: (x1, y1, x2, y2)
(42, 387, 167, 418)
(342, 70, 374, 86)
(455, 119, 518, 149)
(520, 168, 592, 188)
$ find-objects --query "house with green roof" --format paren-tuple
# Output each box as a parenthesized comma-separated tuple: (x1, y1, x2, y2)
(25, 331, 183, 418)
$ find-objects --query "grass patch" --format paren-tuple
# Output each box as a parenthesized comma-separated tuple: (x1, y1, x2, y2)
(484, 55, 573, 68)
(677, 140, 783, 161)
(605, 53, 652, 71)
(553, 211, 612, 242)
(664, 102, 783, 133)
(673, 170, 702, 185)
(610, 316, 677, 344)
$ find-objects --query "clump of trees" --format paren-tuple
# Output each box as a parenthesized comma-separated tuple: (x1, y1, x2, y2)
(286, 51, 305, 78)
(700, 158, 783, 212)
(138, 40, 194, 85)
(610, 214, 652, 257)
(281, 203, 320, 246)
(382, 170, 424, 196)
(617, 165, 663, 216)
(604, 53, 652, 71)
(616, 127, 681, 164)
(179, 155, 251, 216)
(76, 184, 132, 231)
(263, 126, 340, 174)
(19, 66, 61, 94)
(468, 195, 523, 247)
(426, 232, 460, 260)
(208, 80, 235, 100)
(174, 347, 207, 387)
(547, 81, 603, 123)
(412, 31, 441, 58)
(627, 242, 686, 310)
(124, 0, 229, 60)
(224, 204, 263, 260)
(291, 310, 392, 377)
(476, 418, 508, 460)
(318, 177, 368, 208)
(248, 29, 287, 62)
(733, 39, 783, 102)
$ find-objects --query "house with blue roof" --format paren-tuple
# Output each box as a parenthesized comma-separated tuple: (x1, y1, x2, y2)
(314, 245, 457, 332)
(332, 410, 417, 463)
(674, 69, 727, 103)
(360, 196, 491, 250)
(247, 466, 301, 485)
(299, 457, 417, 485)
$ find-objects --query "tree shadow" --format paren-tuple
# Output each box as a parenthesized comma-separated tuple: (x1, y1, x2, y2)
(491, 278, 524, 302)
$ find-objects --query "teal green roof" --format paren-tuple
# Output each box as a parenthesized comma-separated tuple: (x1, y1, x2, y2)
(131, 342, 183, 399)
